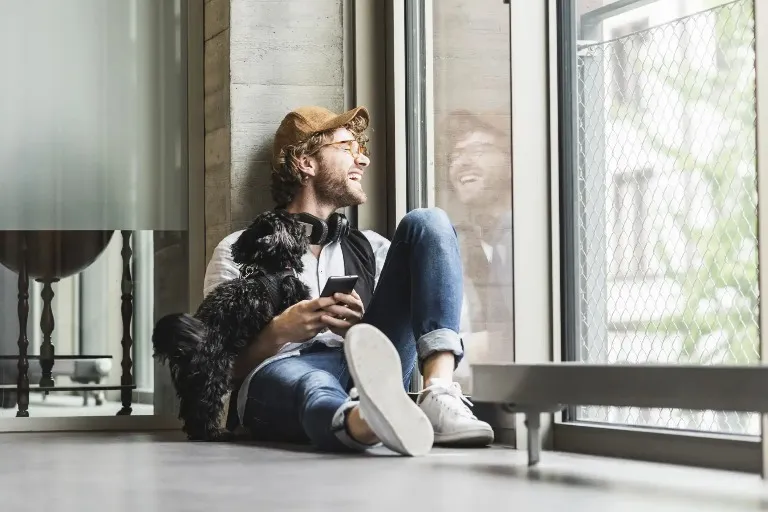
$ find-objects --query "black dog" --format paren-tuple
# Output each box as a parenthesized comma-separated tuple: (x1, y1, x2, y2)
(152, 209, 311, 441)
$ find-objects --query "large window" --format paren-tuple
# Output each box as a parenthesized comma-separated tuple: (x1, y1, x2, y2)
(412, 0, 514, 393)
(399, 0, 768, 473)
(561, 0, 759, 435)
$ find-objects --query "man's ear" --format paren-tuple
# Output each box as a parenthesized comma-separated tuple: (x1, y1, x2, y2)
(297, 154, 317, 178)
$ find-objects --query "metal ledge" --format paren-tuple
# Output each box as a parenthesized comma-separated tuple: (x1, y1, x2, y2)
(472, 363, 768, 467)
(472, 364, 768, 412)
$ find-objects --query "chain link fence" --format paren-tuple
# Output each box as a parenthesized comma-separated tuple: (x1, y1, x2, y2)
(574, 0, 758, 435)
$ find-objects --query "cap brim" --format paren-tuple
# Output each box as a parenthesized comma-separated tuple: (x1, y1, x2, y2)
(318, 106, 370, 132)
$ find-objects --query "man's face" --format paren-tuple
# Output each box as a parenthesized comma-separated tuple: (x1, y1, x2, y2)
(448, 131, 511, 207)
(313, 127, 370, 208)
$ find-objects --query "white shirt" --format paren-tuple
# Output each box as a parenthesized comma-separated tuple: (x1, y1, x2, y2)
(203, 228, 391, 423)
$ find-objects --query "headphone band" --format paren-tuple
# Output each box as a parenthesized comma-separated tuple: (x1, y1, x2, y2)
(294, 211, 350, 245)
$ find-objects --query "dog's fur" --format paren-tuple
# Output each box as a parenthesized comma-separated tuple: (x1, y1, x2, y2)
(152, 209, 311, 441)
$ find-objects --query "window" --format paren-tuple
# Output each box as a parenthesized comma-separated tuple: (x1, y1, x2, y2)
(609, 168, 653, 278)
(405, 0, 514, 394)
(610, 20, 650, 108)
(398, 0, 768, 473)
(564, 0, 761, 436)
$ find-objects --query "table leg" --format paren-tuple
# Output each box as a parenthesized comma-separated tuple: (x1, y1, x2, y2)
(117, 231, 134, 416)
(525, 412, 541, 467)
(16, 235, 29, 418)
(39, 279, 56, 388)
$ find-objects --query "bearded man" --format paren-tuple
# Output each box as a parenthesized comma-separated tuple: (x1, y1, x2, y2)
(204, 106, 493, 456)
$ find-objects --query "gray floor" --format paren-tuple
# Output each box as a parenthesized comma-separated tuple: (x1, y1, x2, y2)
(3, 432, 768, 511)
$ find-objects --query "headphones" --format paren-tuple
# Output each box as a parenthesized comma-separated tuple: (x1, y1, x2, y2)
(294, 211, 350, 245)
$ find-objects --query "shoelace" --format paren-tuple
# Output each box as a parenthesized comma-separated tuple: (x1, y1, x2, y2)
(352, 383, 476, 419)
(424, 382, 476, 418)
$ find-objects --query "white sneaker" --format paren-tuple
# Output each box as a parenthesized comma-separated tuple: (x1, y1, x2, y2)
(417, 378, 494, 446)
(344, 324, 434, 456)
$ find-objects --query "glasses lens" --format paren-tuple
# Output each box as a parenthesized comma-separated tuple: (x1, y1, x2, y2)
(330, 140, 368, 157)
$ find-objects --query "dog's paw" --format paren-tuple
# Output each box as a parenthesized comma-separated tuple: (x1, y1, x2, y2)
(185, 426, 235, 442)
(188, 428, 235, 442)
(208, 428, 236, 442)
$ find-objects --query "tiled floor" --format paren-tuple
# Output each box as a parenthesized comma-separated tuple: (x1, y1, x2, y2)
(2, 431, 768, 511)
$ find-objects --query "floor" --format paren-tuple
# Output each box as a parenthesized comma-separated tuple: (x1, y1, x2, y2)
(0, 393, 154, 418)
(2, 432, 768, 511)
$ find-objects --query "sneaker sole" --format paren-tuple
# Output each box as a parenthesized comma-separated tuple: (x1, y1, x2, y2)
(434, 428, 495, 447)
(344, 324, 434, 457)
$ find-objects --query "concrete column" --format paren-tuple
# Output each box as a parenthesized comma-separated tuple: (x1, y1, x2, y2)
(203, 0, 346, 263)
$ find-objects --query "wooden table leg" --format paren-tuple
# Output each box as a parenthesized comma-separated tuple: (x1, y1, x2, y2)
(117, 231, 134, 416)
(39, 278, 57, 388)
(16, 235, 29, 418)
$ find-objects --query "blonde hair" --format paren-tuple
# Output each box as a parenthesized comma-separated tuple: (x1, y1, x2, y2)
(271, 116, 369, 208)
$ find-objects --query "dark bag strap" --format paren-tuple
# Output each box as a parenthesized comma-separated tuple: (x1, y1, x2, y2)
(340, 230, 376, 309)
(241, 269, 294, 310)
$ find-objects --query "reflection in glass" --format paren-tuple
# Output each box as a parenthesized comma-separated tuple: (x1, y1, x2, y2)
(432, 0, 513, 393)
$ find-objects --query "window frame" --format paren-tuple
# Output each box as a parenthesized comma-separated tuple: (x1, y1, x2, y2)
(393, 0, 768, 476)
(553, 0, 768, 475)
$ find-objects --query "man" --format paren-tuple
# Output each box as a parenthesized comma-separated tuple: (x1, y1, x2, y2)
(204, 105, 493, 456)
(444, 111, 513, 360)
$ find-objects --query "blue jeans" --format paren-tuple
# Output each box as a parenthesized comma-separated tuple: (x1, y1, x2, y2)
(240, 208, 464, 452)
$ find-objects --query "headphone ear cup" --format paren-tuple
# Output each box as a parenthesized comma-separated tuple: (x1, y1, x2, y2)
(328, 213, 341, 243)
(337, 214, 350, 240)
(329, 213, 349, 243)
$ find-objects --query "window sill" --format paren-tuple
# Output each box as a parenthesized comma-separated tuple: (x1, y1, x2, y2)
(552, 422, 761, 474)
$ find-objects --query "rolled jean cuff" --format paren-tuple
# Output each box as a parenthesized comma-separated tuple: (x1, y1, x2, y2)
(416, 328, 464, 371)
(330, 400, 381, 452)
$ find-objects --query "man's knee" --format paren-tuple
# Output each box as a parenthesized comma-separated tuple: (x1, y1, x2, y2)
(401, 207, 454, 238)
(294, 369, 354, 451)
(296, 369, 346, 410)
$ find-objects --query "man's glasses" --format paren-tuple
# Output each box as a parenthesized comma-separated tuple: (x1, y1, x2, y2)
(321, 139, 369, 158)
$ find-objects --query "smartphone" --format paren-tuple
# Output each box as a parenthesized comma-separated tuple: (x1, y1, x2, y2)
(320, 275, 358, 298)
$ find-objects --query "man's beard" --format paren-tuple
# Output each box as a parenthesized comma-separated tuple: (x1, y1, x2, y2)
(315, 167, 367, 209)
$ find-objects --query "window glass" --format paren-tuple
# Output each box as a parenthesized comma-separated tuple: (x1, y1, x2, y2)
(563, 0, 758, 434)
(431, 0, 513, 393)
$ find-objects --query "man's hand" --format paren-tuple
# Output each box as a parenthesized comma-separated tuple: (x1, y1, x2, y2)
(320, 290, 365, 337)
(272, 297, 339, 344)
(233, 297, 337, 380)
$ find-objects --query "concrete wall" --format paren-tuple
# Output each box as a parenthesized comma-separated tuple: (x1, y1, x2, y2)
(204, 0, 345, 263)
(204, 0, 233, 263)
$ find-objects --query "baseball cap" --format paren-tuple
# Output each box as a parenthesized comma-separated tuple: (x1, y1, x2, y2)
(272, 105, 370, 169)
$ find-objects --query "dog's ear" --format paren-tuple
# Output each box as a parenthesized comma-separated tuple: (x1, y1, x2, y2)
(231, 210, 308, 271)
(231, 215, 274, 266)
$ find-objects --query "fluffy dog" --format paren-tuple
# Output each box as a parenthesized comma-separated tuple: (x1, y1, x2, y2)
(152, 209, 311, 441)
